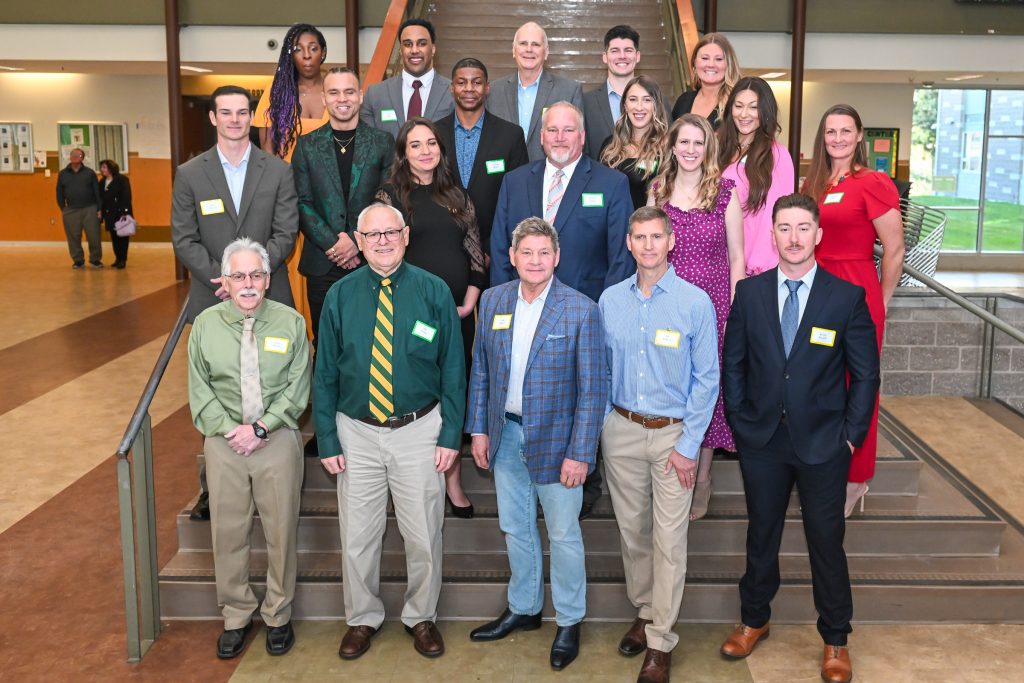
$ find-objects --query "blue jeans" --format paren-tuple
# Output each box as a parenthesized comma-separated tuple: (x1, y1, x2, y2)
(492, 418, 586, 626)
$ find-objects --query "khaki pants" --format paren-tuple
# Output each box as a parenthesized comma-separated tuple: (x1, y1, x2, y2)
(205, 429, 303, 629)
(61, 205, 102, 265)
(601, 411, 693, 652)
(336, 406, 445, 629)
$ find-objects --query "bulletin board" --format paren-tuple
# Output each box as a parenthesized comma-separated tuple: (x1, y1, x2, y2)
(0, 122, 34, 174)
(58, 122, 129, 173)
(864, 127, 899, 179)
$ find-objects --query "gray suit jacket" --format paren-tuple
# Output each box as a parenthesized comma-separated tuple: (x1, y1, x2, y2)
(486, 70, 584, 161)
(360, 70, 455, 138)
(171, 145, 298, 321)
(582, 85, 615, 161)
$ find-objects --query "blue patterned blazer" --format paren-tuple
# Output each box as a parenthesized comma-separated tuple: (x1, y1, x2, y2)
(466, 277, 608, 485)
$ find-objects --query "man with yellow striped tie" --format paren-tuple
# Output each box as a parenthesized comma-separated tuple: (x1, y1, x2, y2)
(313, 203, 466, 661)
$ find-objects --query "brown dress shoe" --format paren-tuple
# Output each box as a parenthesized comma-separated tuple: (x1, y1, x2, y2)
(405, 620, 445, 657)
(637, 648, 671, 683)
(338, 624, 377, 659)
(821, 644, 852, 683)
(618, 617, 653, 657)
(720, 623, 770, 659)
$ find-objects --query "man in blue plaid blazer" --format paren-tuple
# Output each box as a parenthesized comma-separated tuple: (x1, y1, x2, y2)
(465, 217, 607, 671)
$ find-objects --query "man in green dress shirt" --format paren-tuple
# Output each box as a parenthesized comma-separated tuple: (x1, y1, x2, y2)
(187, 237, 311, 660)
(313, 203, 466, 661)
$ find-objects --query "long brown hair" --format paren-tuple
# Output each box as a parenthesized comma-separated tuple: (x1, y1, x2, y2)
(717, 77, 781, 214)
(651, 114, 722, 212)
(801, 103, 870, 200)
(387, 117, 474, 233)
(690, 32, 741, 122)
(601, 75, 667, 179)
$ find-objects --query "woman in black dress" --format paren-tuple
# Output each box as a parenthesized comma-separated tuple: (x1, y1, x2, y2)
(599, 75, 668, 209)
(670, 32, 741, 129)
(99, 159, 133, 268)
(377, 117, 486, 518)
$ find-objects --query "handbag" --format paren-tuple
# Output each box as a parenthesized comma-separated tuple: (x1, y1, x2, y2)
(114, 214, 137, 237)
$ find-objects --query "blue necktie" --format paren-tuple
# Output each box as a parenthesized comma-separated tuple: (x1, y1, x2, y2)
(782, 279, 802, 357)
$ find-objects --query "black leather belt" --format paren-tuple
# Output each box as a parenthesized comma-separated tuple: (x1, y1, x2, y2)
(358, 400, 438, 429)
(504, 411, 522, 424)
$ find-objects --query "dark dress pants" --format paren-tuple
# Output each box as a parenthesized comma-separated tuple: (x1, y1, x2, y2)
(105, 217, 130, 264)
(306, 266, 353, 347)
(737, 420, 853, 645)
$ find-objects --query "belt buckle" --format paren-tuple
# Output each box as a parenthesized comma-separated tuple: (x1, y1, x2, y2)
(641, 414, 657, 429)
(386, 414, 404, 428)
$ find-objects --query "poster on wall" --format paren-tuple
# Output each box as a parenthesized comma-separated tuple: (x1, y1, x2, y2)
(864, 127, 899, 180)
(58, 122, 129, 173)
(0, 122, 35, 174)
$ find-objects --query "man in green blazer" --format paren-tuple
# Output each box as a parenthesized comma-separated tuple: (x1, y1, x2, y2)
(292, 67, 395, 344)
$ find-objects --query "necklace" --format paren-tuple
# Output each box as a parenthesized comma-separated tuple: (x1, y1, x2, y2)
(332, 131, 357, 154)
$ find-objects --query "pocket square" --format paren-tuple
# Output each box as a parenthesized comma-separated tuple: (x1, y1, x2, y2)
(546, 334, 567, 340)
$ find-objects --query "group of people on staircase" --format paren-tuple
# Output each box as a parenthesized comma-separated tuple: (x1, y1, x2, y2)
(177, 17, 903, 683)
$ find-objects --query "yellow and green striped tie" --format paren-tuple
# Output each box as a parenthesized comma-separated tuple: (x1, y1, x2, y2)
(369, 277, 394, 423)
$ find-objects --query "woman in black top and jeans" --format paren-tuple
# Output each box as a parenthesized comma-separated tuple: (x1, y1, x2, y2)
(99, 160, 133, 268)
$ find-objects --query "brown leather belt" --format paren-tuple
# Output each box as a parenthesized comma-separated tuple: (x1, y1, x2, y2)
(357, 400, 438, 429)
(613, 405, 683, 430)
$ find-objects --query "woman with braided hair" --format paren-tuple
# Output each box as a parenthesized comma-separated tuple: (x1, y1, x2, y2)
(256, 23, 330, 160)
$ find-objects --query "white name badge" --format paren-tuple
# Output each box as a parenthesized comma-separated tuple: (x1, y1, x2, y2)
(200, 198, 225, 215)
(485, 158, 506, 174)
(654, 329, 681, 348)
(823, 192, 844, 205)
(381, 108, 398, 122)
(810, 327, 837, 347)
(412, 320, 437, 343)
(264, 336, 289, 354)
(492, 314, 512, 330)
(581, 193, 604, 207)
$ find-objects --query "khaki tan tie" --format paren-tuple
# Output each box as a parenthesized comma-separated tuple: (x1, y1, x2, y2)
(241, 316, 264, 424)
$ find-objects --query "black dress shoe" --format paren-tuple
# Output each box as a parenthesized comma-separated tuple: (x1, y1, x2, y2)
(189, 492, 210, 521)
(303, 438, 319, 458)
(550, 623, 581, 670)
(446, 494, 474, 519)
(266, 621, 295, 656)
(470, 608, 542, 641)
(217, 621, 252, 659)
(578, 502, 594, 521)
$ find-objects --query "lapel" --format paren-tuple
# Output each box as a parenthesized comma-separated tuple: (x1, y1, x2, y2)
(466, 113, 493, 189)
(554, 155, 591, 229)
(199, 148, 238, 223)
(423, 73, 445, 119)
(791, 267, 831, 357)
(348, 123, 370, 201)
(311, 126, 344, 196)
(597, 86, 616, 135)
(525, 278, 566, 375)
(235, 146, 267, 230)
(505, 77, 519, 124)
(761, 268, 787, 362)
(497, 283, 518, 370)
(527, 71, 553, 143)
(388, 76, 405, 125)
(528, 161, 546, 219)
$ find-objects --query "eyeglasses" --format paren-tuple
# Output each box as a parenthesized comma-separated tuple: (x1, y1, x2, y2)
(357, 228, 404, 243)
(225, 270, 268, 283)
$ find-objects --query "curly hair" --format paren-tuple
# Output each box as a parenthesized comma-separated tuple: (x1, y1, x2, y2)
(266, 23, 326, 158)
(651, 114, 723, 212)
(600, 75, 668, 180)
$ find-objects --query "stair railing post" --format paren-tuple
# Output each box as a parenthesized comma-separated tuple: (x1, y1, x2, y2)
(979, 296, 996, 399)
(133, 413, 162, 650)
(117, 445, 142, 661)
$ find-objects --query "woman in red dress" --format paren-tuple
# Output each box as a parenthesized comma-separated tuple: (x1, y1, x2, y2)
(802, 104, 905, 517)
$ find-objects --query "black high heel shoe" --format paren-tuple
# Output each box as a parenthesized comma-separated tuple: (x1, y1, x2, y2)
(446, 494, 474, 519)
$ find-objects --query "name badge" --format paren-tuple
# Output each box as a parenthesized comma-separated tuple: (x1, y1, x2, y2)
(492, 314, 512, 330)
(823, 192, 844, 205)
(654, 329, 681, 348)
(810, 327, 836, 347)
(581, 193, 604, 208)
(264, 336, 289, 354)
(635, 159, 658, 173)
(381, 108, 398, 122)
(200, 198, 225, 215)
(485, 158, 506, 174)
(412, 320, 437, 343)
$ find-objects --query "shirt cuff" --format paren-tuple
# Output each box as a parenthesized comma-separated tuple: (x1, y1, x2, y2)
(674, 433, 701, 460)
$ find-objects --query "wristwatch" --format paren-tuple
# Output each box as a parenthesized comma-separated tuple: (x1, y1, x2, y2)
(252, 422, 269, 440)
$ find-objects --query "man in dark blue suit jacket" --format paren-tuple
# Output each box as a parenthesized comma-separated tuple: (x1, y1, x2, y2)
(719, 194, 879, 683)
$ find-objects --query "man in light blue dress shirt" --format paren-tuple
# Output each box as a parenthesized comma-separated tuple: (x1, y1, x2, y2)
(599, 206, 719, 682)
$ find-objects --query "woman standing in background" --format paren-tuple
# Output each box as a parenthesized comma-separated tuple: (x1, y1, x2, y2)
(99, 159, 132, 269)
(600, 75, 669, 210)
(671, 33, 741, 129)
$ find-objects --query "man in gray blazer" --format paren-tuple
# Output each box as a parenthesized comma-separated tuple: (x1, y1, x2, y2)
(360, 18, 455, 138)
(486, 22, 584, 162)
(583, 25, 641, 160)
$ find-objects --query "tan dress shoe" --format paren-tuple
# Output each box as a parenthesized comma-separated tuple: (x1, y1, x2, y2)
(821, 644, 852, 683)
(338, 624, 377, 659)
(720, 623, 770, 658)
(618, 617, 653, 656)
(405, 620, 445, 657)
(637, 648, 671, 683)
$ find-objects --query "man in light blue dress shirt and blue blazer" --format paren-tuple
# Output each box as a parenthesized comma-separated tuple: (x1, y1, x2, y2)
(600, 206, 720, 683)
(466, 217, 607, 671)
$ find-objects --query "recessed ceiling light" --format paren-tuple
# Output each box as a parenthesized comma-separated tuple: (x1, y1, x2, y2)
(0, 65, 25, 71)
(945, 74, 984, 82)
(180, 65, 213, 73)
(760, 72, 787, 79)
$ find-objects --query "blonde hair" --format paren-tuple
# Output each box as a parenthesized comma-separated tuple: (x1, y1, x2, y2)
(690, 32, 741, 122)
(601, 76, 668, 180)
(651, 114, 723, 212)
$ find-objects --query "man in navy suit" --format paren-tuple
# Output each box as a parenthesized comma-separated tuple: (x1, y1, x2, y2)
(719, 194, 879, 683)
(466, 217, 607, 671)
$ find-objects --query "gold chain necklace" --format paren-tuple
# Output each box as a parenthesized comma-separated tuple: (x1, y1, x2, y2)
(332, 131, 357, 154)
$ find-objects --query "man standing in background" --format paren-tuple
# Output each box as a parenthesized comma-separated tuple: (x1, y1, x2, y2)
(56, 147, 102, 269)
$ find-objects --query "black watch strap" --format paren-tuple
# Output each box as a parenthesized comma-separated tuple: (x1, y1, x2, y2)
(252, 422, 269, 440)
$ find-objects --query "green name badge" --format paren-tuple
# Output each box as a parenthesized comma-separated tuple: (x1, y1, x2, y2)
(485, 158, 506, 174)
(381, 108, 398, 123)
(581, 192, 604, 208)
(823, 192, 844, 205)
(411, 320, 437, 343)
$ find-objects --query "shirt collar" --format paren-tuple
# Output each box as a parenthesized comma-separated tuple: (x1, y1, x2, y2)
(629, 264, 677, 296)
(216, 142, 251, 170)
(518, 70, 543, 89)
(402, 69, 435, 89)
(517, 277, 554, 304)
(368, 260, 407, 287)
(606, 80, 622, 98)
(456, 110, 485, 133)
(545, 154, 581, 180)
(222, 297, 268, 324)
(777, 262, 817, 292)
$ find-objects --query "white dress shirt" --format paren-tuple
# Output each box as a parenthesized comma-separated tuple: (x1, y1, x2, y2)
(505, 278, 554, 415)
(402, 69, 436, 118)
(777, 263, 817, 326)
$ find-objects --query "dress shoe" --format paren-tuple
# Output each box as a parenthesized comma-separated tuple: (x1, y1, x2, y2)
(265, 621, 295, 656)
(637, 648, 671, 683)
(338, 624, 377, 659)
(404, 620, 445, 657)
(550, 623, 581, 670)
(446, 494, 474, 519)
(578, 502, 594, 521)
(720, 623, 770, 659)
(89, 261, 104, 269)
(189, 492, 210, 521)
(216, 621, 252, 659)
(821, 644, 852, 683)
(72, 262, 85, 269)
(470, 608, 543, 641)
(618, 617, 652, 656)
